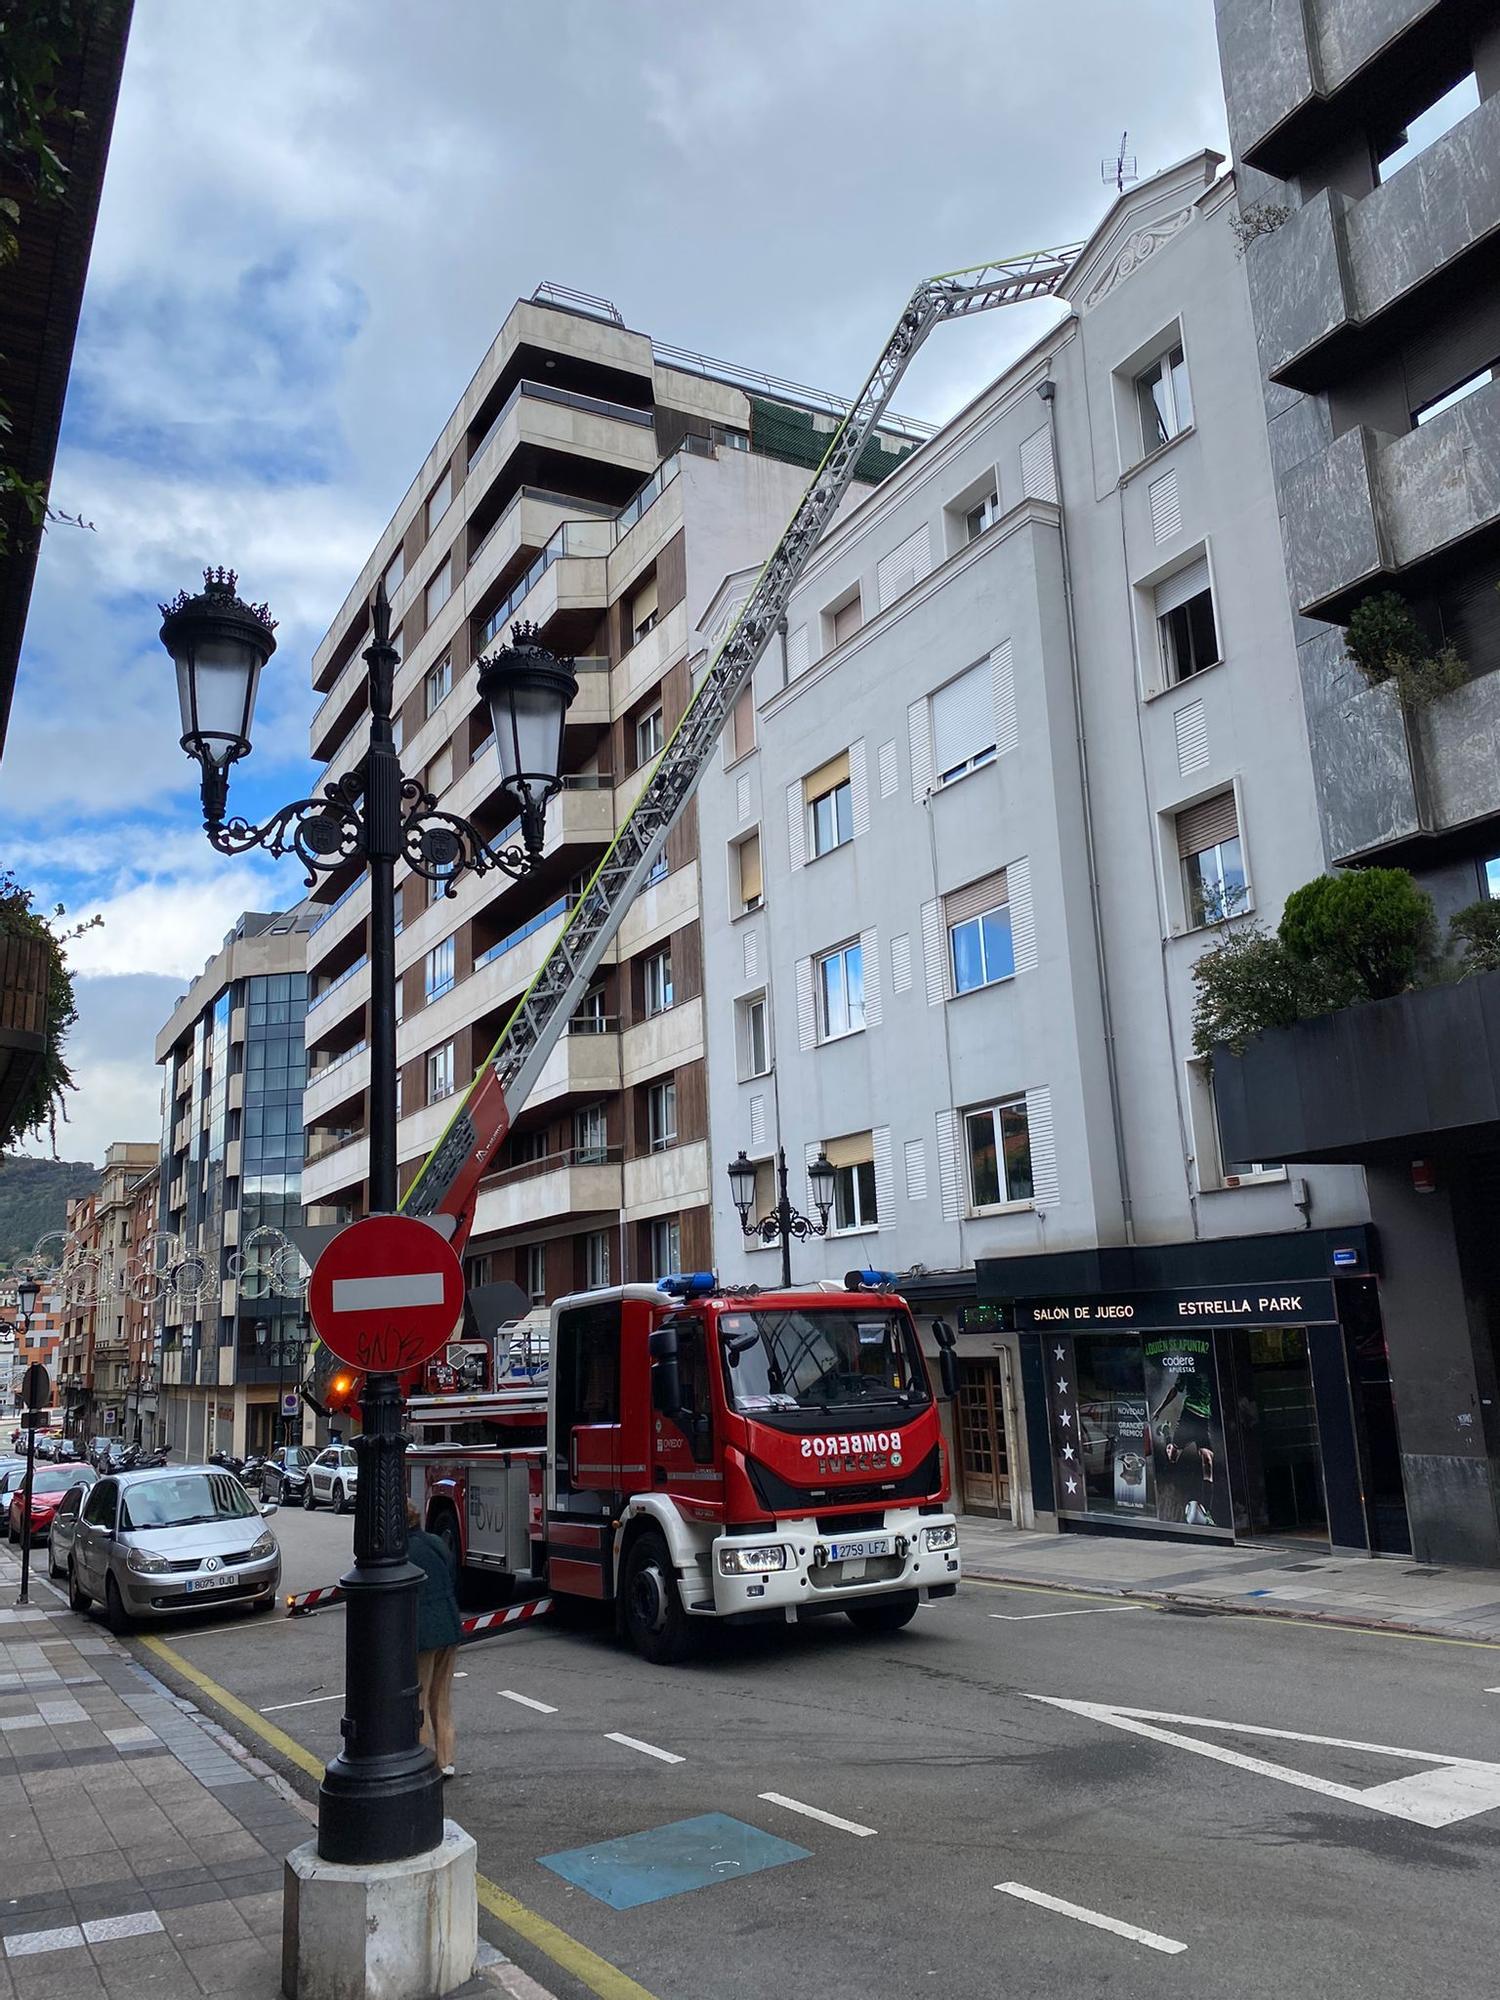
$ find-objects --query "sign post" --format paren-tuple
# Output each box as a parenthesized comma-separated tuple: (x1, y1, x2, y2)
(16, 1362, 49, 1608)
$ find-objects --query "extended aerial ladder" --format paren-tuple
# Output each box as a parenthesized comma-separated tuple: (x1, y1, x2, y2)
(401, 245, 1083, 1257)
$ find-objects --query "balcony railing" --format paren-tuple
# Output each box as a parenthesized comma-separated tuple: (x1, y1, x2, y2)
(310, 878, 362, 934)
(475, 893, 577, 972)
(468, 485, 616, 572)
(482, 1142, 621, 1189)
(310, 1039, 368, 1084)
(473, 518, 612, 654)
(308, 955, 368, 1013)
(467, 377, 654, 472)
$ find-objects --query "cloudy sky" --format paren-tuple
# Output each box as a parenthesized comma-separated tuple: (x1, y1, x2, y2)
(5, 0, 1228, 1166)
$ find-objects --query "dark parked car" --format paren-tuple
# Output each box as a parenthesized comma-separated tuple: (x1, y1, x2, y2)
(258, 1446, 314, 1503)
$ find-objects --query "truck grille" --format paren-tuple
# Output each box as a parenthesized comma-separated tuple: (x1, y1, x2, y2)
(816, 1511, 885, 1534)
(747, 1445, 941, 1514)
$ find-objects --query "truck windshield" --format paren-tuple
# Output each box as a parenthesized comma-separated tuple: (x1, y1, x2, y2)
(719, 1308, 929, 1415)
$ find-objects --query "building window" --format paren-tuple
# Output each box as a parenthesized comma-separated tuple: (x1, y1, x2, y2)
(932, 660, 996, 784)
(630, 574, 659, 645)
(524, 1244, 546, 1309)
(1177, 791, 1246, 927)
(382, 547, 404, 599)
(946, 872, 1014, 993)
(1156, 561, 1220, 684)
(1136, 343, 1192, 453)
(425, 558, 452, 623)
(733, 830, 763, 913)
(828, 591, 861, 649)
(647, 1216, 681, 1279)
(966, 492, 1001, 542)
(965, 1098, 1034, 1209)
(1185, 1056, 1283, 1191)
(736, 992, 770, 1080)
(805, 752, 853, 857)
(1485, 857, 1500, 900)
(393, 886, 405, 936)
(1375, 71, 1478, 183)
(647, 1079, 678, 1153)
(585, 1230, 611, 1289)
(426, 468, 452, 534)
(635, 705, 665, 767)
(425, 655, 452, 715)
(816, 940, 865, 1041)
(574, 1102, 607, 1163)
(729, 687, 756, 761)
(643, 948, 673, 1017)
(426, 1042, 455, 1104)
(465, 1254, 492, 1290)
(1414, 365, 1495, 428)
(826, 1134, 877, 1233)
(425, 936, 456, 1001)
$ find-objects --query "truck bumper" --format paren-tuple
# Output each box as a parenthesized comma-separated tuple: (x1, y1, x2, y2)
(705, 1512, 961, 1619)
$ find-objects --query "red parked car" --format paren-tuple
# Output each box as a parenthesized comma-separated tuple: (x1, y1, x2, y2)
(7, 1465, 95, 1543)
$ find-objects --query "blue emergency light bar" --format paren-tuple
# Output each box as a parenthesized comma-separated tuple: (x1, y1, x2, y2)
(657, 1272, 717, 1298)
(846, 1269, 901, 1290)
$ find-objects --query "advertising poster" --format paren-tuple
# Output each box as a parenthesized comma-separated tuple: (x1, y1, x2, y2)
(1143, 1335, 1226, 1530)
(1110, 1395, 1154, 1513)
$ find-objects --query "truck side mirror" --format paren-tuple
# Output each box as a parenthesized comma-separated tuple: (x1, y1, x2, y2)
(648, 1327, 681, 1418)
(938, 1347, 959, 1401)
(932, 1319, 957, 1351)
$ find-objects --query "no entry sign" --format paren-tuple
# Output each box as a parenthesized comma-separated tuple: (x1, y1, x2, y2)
(308, 1214, 465, 1374)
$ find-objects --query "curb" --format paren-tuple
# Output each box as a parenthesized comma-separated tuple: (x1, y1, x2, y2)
(965, 1565, 1500, 1647)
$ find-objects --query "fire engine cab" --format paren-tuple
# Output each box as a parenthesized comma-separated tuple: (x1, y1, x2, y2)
(406, 1273, 962, 1662)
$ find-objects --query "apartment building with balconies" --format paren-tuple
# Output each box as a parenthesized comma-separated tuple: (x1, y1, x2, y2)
(57, 1140, 156, 1443)
(302, 284, 923, 1321)
(153, 907, 316, 1460)
(1213, 0, 1500, 1564)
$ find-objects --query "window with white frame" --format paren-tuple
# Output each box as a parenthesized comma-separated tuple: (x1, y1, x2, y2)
(425, 936, 455, 1000)
(816, 940, 865, 1041)
(1185, 1056, 1283, 1191)
(729, 687, 755, 761)
(646, 1215, 681, 1278)
(736, 992, 770, 1080)
(585, 1229, 610, 1289)
(425, 558, 452, 623)
(426, 468, 452, 534)
(630, 573, 659, 645)
(1375, 71, 1477, 183)
(1136, 343, 1193, 453)
(394, 1070, 403, 1119)
(732, 829, 763, 913)
(824, 589, 861, 650)
(393, 886, 405, 935)
(574, 1101, 607, 1163)
(643, 948, 673, 1017)
(825, 1132, 877, 1233)
(964, 1097, 1034, 1209)
(647, 1078, 677, 1153)
(464, 1254, 491, 1290)
(1156, 559, 1220, 684)
(1413, 364, 1495, 427)
(1177, 791, 1247, 927)
(424, 655, 452, 714)
(635, 704, 665, 767)
(426, 1042, 455, 1103)
(946, 871, 1014, 993)
(523, 1243, 546, 1308)
(932, 660, 996, 784)
(805, 751, 853, 857)
(966, 491, 1001, 542)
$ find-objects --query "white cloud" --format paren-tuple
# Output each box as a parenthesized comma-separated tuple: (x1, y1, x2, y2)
(13, 973, 182, 1168)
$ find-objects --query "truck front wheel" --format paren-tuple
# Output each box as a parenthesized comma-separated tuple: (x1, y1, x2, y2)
(621, 1529, 694, 1665)
(845, 1592, 920, 1636)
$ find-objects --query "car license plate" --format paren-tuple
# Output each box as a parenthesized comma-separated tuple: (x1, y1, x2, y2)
(827, 1537, 892, 1563)
(185, 1572, 238, 1593)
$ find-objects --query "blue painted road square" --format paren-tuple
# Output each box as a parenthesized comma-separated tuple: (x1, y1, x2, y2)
(539, 1812, 811, 1909)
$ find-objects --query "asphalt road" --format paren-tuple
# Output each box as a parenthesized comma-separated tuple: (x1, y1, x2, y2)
(89, 1505, 1500, 2000)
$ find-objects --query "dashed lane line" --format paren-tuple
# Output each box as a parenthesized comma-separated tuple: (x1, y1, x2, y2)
(260, 1693, 342, 1714)
(996, 1882, 1186, 1955)
(988, 1606, 1146, 1622)
(604, 1731, 684, 1764)
(500, 1690, 558, 1713)
(758, 1792, 876, 1837)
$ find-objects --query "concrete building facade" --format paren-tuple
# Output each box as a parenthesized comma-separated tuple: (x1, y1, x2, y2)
(699, 156, 1406, 1552)
(301, 287, 920, 1327)
(154, 908, 316, 1461)
(57, 1142, 157, 1443)
(1211, 0, 1500, 1563)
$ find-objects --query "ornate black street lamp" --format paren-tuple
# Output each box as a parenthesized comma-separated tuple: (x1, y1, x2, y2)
(2, 1278, 42, 1605)
(728, 1145, 835, 1287)
(159, 569, 575, 1867)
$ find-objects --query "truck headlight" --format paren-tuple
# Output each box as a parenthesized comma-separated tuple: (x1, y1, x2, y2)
(250, 1532, 277, 1561)
(126, 1547, 168, 1574)
(923, 1524, 957, 1551)
(718, 1544, 788, 1575)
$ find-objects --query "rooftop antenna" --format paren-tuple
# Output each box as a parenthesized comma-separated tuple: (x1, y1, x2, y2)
(1102, 131, 1138, 194)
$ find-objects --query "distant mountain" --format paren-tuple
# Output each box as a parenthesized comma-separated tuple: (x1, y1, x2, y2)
(0, 1155, 100, 1267)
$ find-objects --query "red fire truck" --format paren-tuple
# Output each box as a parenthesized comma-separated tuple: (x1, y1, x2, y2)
(405, 1273, 961, 1663)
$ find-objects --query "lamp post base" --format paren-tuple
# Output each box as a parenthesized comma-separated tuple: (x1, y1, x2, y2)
(283, 1821, 477, 2000)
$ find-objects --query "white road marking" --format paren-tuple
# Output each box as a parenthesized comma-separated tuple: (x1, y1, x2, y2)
(604, 1731, 683, 1763)
(260, 1694, 342, 1714)
(996, 1881, 1185, 1955)
(758, 1791, 876, 1837)
(989, 1606, 1144, 1622)
(1027, 1695, 1500, 1827)
(499, 1690, 558, 1714)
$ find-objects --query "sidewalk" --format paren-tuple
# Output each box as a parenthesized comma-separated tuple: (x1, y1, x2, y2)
(960, 1516, 1500, 1643)
(0, 1547, 544, 2000)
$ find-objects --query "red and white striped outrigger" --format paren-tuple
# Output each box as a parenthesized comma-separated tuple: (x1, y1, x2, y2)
(286, 1583, 552, 1638)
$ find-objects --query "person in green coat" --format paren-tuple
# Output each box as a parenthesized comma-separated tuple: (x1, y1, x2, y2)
(406, 1501, 463, 1776)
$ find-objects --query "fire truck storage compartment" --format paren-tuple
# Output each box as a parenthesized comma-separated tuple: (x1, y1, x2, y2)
(408, 1448, 538, 1574)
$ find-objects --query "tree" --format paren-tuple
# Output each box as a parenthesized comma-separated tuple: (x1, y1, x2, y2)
(1450, 899, 1500, 975)
(1344, 591, 1466, 709)
(0, 871, 98, 1151)
(1190, 924, 1305, 1057)
(1277, 869, 1436, 1005)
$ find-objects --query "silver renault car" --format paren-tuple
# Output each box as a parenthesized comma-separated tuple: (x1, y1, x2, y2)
(67, 1465, 280, 1632)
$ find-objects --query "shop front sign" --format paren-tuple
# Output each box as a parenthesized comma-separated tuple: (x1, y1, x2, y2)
(1017, 1282, 1335, 1332)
